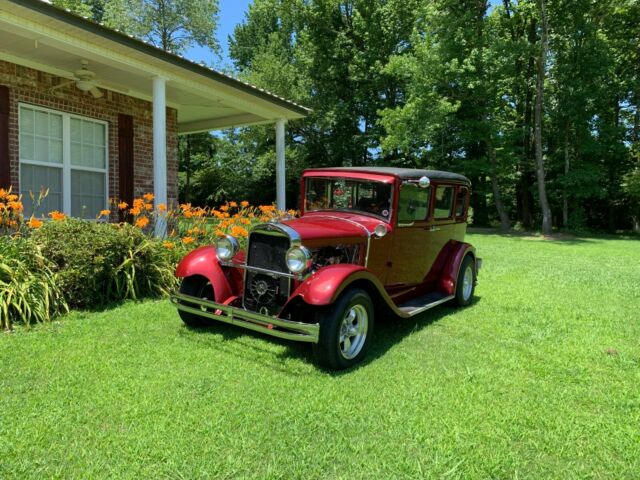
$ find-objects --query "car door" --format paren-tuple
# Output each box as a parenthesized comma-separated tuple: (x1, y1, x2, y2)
(385, 182, 432, 291)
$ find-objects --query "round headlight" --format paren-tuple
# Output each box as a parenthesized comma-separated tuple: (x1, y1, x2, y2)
(286, 246, 312, 274)
(215, 235, 239, 261)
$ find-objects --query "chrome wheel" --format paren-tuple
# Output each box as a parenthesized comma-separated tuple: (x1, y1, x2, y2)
(338, 304, 368, 360)
(462, 265, 474, 301)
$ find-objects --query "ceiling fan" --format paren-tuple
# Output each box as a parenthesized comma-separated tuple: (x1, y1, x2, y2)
(50, 60, 104, 99)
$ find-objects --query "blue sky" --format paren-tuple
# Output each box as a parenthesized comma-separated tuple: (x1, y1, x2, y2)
(185, 0, 253, 69)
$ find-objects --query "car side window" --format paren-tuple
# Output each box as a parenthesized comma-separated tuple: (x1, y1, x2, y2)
(433, 185, 454, 219)
(398, 184, 430, 224)
(455, 187, 468, 218)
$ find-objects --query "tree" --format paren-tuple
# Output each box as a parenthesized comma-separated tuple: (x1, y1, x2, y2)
(53, 0, 220, 56)
(533, 0, 552, 235)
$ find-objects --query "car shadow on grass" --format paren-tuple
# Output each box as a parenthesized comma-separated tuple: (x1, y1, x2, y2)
(181, 297, 482, 375)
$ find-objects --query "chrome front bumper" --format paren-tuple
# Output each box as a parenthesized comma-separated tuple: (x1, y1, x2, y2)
(170, 293, 320, 343)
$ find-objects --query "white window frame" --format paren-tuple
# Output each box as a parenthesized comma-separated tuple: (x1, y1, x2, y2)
(18, 103, 109, 218)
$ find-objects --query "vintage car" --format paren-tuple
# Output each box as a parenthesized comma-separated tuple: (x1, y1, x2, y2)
(171, 167, 481, 369)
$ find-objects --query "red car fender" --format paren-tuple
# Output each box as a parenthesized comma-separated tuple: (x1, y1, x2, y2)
(438, 241, 476, 295)
(288, 264, 398, 310)
(175, 246, 234, 302)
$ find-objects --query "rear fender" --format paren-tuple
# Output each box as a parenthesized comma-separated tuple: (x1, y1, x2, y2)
(175, 246, 237, 302)
(437, 241, 476, 295)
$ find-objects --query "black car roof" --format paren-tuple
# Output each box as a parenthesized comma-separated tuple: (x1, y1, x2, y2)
(306, 167, 471, 185)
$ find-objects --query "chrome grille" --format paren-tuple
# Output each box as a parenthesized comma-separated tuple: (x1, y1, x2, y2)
(243, 230, 291, 315)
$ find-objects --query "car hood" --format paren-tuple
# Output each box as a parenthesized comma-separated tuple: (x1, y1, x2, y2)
(279, 212, 385, 245)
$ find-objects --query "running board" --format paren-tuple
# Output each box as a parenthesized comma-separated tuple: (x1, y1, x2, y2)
(397, 293, 455, 317)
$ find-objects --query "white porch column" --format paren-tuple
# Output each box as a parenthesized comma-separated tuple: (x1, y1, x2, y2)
(153, 76, 167, 237)
(275, 118, 286, 210)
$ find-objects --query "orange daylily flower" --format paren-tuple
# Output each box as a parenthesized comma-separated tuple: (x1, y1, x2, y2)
(7, 201, 23, 212)
(182, 236, 194, 244)
(99, 209, 111, 217)
(162, 241, 175, 249)
(231, 226, 248, 238)
(229, 201, 238, 208)
(27, 217, 43, 229)
(240, 200, 249, 207)
(157, 203, 167, 213)
(135, 216, 150, 228)
(49, 211, 66, 221)
(143, 193, 154, 202)
(118, 201, 128, 210)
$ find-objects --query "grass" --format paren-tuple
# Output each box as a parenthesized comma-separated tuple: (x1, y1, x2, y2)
(1, 232, 639, 479)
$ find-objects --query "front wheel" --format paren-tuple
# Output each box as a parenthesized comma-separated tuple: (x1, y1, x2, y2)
(177, 276, 214, 327)
(454, 255, 475, 307)
(313, 288, 374, 370)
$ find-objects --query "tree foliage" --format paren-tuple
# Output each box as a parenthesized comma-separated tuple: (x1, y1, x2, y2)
(52, 0, 220, 55)
(53, 0, 640, 232)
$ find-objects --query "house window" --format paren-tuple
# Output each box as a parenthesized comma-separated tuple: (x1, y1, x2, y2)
(19, 104, 108, 219)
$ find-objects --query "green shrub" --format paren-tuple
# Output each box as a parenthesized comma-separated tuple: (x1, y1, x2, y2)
(31, 219, 177, 309)
(0, 237, 68, 329)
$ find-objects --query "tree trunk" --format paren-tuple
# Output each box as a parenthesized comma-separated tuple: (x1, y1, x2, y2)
(518, 18, 537, 229)
(634, 87, 639, 144)
(562, 126, 570, 228)
(489, 145, 510, 230)
(534, 0, 552, 236)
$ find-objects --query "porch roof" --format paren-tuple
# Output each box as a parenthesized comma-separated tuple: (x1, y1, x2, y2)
(0, 0, 309, 134)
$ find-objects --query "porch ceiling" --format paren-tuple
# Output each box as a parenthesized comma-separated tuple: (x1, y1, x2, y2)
(0, 0, 309, 134)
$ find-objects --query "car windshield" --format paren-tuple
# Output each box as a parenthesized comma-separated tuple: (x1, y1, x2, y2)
(304, 177, 393, 220)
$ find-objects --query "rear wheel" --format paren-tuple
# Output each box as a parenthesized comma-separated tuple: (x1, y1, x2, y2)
(454, 255, 475, 307)
(178, 276, 214, 327)
(313, 288, 374, 370)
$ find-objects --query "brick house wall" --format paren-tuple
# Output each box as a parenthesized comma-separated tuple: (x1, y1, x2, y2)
(0, 59, 178, 209)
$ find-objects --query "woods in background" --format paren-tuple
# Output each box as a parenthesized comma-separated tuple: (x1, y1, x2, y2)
(56, 0, 640, 232)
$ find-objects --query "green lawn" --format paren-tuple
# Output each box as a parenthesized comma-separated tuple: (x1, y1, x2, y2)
(1, 233, 639, 479)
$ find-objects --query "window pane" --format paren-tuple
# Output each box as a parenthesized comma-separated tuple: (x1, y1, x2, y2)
(434, 186, 454, 219)
(305, 177, 392, 219)
(398, 185, 430, 223)
(19, 133, 34, 160)
(95, 124, 105, 146)
(35, 137, 49, 162)
(20, 107, 34, 134)
(20, 107, 62, 164)
(71, 118, 82, 143)
(49, 140, 63, 163)
(82, 121, 94, 145)
(50, 114, 63, 139)
(455, 188, 468, 217)
(20, 163, 63, 217)
(35, 111, 49, 136)
(71, 170, 106, 218)
(71, 119, 106, 169)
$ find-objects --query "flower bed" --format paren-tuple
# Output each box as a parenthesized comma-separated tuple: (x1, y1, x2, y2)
(0, 188, 294, 329)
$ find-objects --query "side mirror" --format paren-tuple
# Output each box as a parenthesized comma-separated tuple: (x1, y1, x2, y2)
(418, 176, 430, 188)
